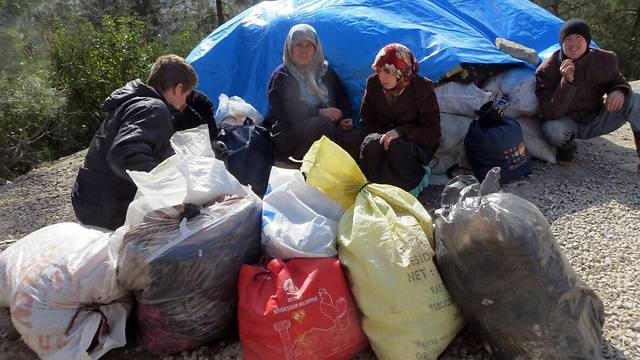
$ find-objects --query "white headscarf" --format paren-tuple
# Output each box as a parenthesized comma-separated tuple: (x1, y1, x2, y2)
(283, 24, 330, 107)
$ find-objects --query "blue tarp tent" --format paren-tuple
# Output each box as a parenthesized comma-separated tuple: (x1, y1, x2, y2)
(187, 0, 564, 120)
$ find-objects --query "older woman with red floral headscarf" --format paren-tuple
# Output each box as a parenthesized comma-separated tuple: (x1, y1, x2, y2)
(266, 24, 363, 164)
(359, 43, 441, 196)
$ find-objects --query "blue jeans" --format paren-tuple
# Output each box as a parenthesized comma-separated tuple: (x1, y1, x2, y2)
(542, 91, 640, 147)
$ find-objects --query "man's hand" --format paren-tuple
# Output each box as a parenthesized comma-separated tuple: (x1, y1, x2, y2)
(338, 118, 353, 131)
(379, 129, 400, 150)
(318, 107, 343, 122)
(606, 90, 625, 112)
(560, 59, 575, 83)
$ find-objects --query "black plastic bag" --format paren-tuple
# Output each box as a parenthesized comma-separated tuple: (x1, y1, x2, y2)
(435, 168, 605, 360)
(116, 195, 261, 354)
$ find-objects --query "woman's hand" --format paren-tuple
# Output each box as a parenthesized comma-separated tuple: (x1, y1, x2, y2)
(338, 118, 353, 131)
(318, 107, 343, 122)
(380, 129, 400, 150)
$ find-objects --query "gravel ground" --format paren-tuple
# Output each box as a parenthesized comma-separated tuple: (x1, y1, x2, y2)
(0, 122, 638, 359)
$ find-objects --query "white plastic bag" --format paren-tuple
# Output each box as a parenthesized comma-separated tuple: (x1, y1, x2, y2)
(516, 116, 557, 164)
(261, 167, 345, 259)
(430, 113, 473, 175)
(483, 67, 539, 118)
(0, 223, 131, 360)
(125, 125, 247, 226)
(435, 82, 493, 116)
(214, 94, 264, 127)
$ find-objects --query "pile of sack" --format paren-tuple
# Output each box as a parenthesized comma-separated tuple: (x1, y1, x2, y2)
(0, 126, 263, 358)
(431, 65, 557, 183)
(0, 131, 607, 360)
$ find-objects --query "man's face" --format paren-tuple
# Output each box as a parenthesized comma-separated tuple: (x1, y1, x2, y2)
(164, 84, 191, 111)
(291, 40, 315, 67)
(562, 34, 588, 60)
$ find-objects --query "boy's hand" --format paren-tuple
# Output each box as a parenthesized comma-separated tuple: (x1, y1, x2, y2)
(560, 59, 575, 83)
(606, 90, 625, 112)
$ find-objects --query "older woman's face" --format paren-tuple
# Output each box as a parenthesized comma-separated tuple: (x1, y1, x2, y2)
(377, 68, 398, 90)
(291, 40, 315, 66)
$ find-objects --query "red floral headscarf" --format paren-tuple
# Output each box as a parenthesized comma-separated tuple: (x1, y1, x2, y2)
(372, 43, 419, 92)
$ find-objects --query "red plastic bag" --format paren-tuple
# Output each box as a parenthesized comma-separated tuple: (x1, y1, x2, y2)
(238, 258, 368, 360)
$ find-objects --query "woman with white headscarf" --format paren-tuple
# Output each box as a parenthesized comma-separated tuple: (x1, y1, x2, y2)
(267, 24, 363, 163)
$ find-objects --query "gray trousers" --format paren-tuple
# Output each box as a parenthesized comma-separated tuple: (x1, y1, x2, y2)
(542, 91, 640, 147)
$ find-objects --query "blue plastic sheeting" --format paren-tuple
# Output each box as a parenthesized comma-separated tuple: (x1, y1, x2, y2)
(187, 0, 565, 120)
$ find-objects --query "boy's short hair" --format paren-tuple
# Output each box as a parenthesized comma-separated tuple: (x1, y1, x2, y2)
(147, 54, 197, 93)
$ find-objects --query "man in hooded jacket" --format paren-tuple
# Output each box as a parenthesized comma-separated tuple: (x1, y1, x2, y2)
(71, 54, 198, 230)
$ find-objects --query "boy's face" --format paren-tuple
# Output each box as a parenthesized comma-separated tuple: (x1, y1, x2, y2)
(562, 34, 588, 60)
(163, 83, 191, 111)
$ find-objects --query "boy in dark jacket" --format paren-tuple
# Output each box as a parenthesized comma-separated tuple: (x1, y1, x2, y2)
(535, 19, 640, 169)
(72, 54, 198, 230)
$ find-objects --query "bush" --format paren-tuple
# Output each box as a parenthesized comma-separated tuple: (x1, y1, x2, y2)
(0, 66, 65, 179)
(49, 15, 161, 153)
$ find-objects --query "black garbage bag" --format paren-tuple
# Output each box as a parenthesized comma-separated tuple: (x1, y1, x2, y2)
(116, 195, 261, 354)
(435, 167, 605, 360)
(214, 119, 274, 197)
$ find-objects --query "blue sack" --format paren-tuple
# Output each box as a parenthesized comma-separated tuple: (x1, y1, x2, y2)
(464, 103, 530, 183)
(215, 121, 274, 197)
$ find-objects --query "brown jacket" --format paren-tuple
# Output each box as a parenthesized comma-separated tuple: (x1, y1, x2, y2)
(535, 48, 631, 123)
(360, 74, 441, 155)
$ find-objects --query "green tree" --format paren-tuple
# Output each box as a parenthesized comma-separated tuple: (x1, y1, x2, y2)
(49, 15, 161, 152)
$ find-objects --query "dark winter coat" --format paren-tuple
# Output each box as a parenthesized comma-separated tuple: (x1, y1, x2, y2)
(360, 74, 441, 157)
(266, 63, 352, 135)
(72, 79, 177, 230)
(535, 48, 631, 123)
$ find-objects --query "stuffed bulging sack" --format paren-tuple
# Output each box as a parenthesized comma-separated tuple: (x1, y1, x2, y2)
(125, 125, 247, 227)
(261, 167, 344, 259)
(435, 168, 605, 360)
(238, 258, 368, 360)
(116, 196, 261, 354)
(301, 137, 463, 360)
(117, 125, 261, 353)
(482, 66, 539, 118)
(0, 223, 131, 360)
(430, 113, 473, 175)
(464, 101, 530, 183)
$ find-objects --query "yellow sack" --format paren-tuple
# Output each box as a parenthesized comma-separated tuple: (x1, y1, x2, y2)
(302, 137, 463, 360)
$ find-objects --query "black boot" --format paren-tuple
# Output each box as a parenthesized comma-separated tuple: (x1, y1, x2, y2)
(556, 140, 577, 167)
(633, 131, 640, 172)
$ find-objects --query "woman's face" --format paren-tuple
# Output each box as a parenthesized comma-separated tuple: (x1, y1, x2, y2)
(291, 40, 315, 66)
(562, 34, 588, 60)
(377, 68, 398, 90)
